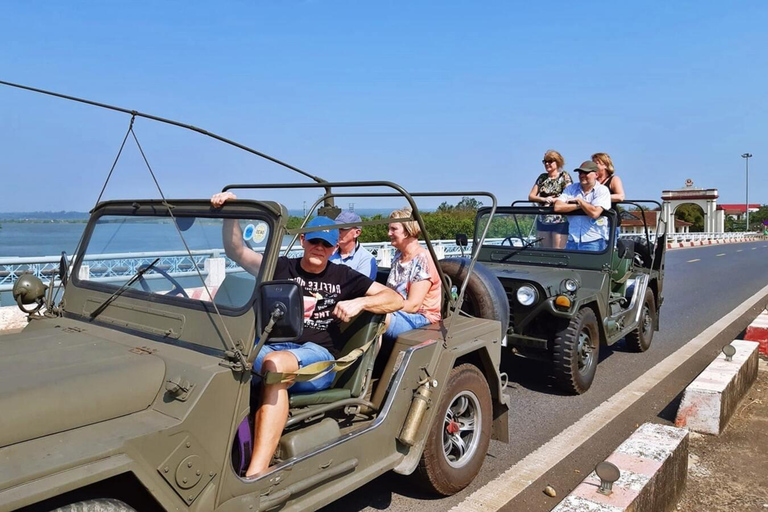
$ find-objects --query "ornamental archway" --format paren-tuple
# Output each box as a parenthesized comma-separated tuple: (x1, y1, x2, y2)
(661, 179, 724, 233)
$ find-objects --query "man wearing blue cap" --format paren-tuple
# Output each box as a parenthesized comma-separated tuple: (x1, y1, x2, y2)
(211, 192, 402, 478)
(330, 210, 378, 279)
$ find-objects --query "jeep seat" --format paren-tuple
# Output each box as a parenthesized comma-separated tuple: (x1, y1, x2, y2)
(288, 311, 384, 408)
(611, 239, 634, 292)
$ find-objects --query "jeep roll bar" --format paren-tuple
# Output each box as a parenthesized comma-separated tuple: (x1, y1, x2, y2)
(223, 181, 498, 324)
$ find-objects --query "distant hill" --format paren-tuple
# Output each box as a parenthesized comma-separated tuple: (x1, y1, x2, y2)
(0, 211, 90, 221)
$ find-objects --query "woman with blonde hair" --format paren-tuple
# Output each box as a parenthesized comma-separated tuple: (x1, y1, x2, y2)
(528, 149, 572, 248)
(383, 207, 441, 341)
(591, 152, 625, 203)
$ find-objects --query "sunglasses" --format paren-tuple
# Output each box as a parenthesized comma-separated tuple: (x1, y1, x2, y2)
(307, 238, 334, 248)
(542, 159, 556, 164)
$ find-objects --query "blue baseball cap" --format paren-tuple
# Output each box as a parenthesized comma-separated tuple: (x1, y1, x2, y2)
(305, 216, 339, 246)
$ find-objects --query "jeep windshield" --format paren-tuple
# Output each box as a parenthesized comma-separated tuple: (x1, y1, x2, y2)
(474, 207, 617, 264)
(73, 205, 273, 311)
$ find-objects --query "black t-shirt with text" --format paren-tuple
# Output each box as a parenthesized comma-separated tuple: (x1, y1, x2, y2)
(274, 257, 373, 356)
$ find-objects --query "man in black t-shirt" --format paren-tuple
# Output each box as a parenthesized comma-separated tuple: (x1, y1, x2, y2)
(211, 192, 403, 478)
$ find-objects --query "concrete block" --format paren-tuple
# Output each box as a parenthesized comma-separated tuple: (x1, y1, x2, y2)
(675, 339, 759, 435)
(552, 423, 688, 512)
(0, 305, 28, 333)
(744, 311, 768, 356)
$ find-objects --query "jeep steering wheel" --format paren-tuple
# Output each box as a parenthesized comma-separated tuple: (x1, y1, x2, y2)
(501, 237, 517, 246)
(138, 265, 189, 298)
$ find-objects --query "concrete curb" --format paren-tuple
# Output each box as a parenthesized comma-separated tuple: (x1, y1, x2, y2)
(552, 423, 688, 512)
(744, 310, 768, 356)
(666, 236, 760, 250)
(674, 339, 759, 434)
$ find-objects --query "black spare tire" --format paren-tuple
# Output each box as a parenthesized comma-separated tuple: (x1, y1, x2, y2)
(439, 258, 509, 332)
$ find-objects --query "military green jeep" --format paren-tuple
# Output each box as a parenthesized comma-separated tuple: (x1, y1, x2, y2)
(0, 182, 510, 512)
(470, 202, 667, 394)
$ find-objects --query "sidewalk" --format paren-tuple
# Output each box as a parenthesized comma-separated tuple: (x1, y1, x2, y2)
(676, 357, 768, 511)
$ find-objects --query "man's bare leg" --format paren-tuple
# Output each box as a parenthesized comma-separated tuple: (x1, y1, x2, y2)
(245, 351, 299, 478)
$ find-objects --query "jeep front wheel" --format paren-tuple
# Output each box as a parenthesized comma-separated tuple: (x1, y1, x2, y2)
(553, 307, 600, 394)
(625, 288, 656, 352)
(416, 363, 492, 496)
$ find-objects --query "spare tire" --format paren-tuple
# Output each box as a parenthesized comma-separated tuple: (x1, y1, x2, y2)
(439, 258, 509, 332)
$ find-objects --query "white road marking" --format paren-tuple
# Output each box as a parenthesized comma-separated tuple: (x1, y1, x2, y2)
(452, 282, 768, 512)
(687, 259, 700, 263)
(717, 253, 726, 257)
(737, 249, 743, 253)
(754, 247, 758, 250)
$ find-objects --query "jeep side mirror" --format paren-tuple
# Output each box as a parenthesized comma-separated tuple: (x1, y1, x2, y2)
(456, 234, 468, 257)
(257, 280, 304, 342)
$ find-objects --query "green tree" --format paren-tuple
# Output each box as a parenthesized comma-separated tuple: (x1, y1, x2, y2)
(674, 204, 704, 232)
(749, 205, 768, 231)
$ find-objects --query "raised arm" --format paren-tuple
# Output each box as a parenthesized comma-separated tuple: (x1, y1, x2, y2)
(211, 191, 263, 275)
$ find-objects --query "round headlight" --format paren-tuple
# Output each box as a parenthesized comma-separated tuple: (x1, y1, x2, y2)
(516, 285, 538, 306)
(563, 278, 578, 293)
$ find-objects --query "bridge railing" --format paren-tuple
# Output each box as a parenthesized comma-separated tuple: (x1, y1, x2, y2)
(2, 233, 761, 293)
(0, 239, 487, 293)
(665, 231, 760, 243)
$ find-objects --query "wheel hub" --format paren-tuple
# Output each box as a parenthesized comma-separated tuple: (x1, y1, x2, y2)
(442, 392, 482, 468)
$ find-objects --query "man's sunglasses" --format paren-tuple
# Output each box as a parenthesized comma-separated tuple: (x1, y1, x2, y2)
(307, 238, 334, 248)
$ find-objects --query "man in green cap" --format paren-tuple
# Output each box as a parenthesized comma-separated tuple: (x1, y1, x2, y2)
(554, 160, 612, 251)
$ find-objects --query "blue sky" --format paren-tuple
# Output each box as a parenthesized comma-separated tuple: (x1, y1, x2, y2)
(1, 1, 766, 212)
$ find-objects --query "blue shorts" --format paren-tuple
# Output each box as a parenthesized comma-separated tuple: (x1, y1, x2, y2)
(384, 311, 431, 342)
(566, 239, 607, 252)
(252, 341, 336, 393)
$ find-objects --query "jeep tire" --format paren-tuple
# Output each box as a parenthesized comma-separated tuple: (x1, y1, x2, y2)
(625, 288, 656, 352)
(416, 363, 492, 496)
(51, 499, 137, 512)
(553, 307, 600, 394)
(439, 258, 509, 330)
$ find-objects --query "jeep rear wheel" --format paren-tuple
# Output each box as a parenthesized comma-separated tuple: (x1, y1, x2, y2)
(51, 499, 137, 512)
(416, 363, 492, 496)
(625, 288, 655, 352)
(553, 307, 600, 394)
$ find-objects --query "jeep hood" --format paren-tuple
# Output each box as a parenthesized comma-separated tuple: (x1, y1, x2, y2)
(488, 265, 578, 284)
(0, 325, 165, 447)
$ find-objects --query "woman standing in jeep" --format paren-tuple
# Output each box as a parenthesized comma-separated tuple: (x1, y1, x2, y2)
(592, 152, 625, 203)
(528, 149, 572, 248)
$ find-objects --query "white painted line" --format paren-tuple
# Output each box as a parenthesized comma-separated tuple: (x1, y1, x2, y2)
(753, 247, 758, 250)
(687, 259, 700, 263)
(717, 253, 726, 257)
(452, 282, 768, 512)
(737, 249, 743, 253)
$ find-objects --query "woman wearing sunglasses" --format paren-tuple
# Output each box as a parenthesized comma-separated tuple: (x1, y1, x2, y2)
(528, 149, 572, 248)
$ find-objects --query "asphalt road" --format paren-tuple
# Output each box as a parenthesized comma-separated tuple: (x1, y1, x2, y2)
(326, 241, 768, 512)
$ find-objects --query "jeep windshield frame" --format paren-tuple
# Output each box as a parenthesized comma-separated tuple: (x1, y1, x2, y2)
(62, 199, 283, 355)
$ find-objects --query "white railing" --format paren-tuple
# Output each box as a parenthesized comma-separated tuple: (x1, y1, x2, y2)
(3, 233, 763, 293)
(0, 239, 483, 293)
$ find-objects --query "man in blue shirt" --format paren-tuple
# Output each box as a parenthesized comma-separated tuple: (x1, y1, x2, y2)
(330, 211, 378, 279)
(554, 161, 612, 252)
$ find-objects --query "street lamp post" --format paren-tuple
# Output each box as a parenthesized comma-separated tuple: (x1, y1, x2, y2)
(741, 153, 752, 231)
